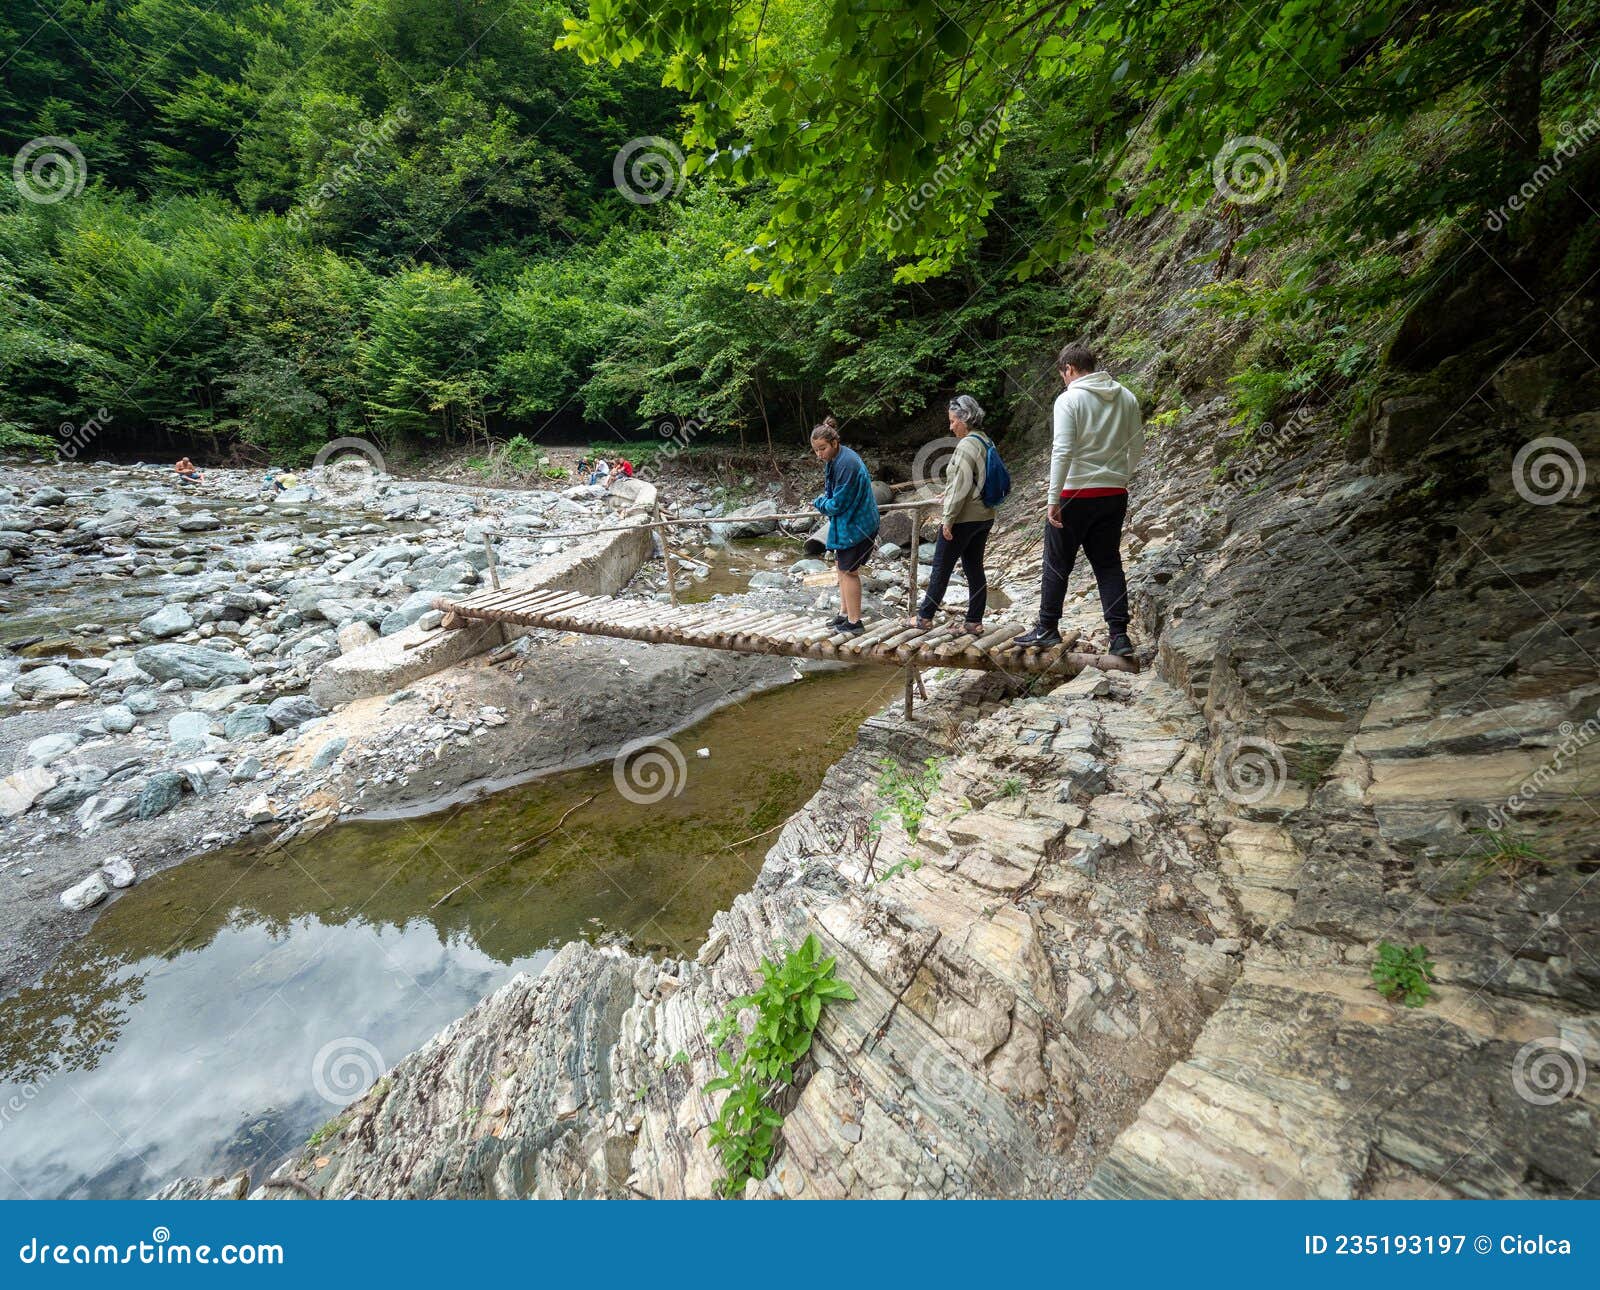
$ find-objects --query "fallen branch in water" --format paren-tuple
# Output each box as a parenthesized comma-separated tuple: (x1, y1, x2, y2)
(717, 821, 785, 852)
(429, 793, 597, 910)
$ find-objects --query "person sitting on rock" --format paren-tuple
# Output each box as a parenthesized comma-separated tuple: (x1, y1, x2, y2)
(1014, 342, 1142, 657)
(809, 415, 879, 635)
(589, 457, 610, 486)
(909, 394, 996, 636)
(175, 456, 203, 486)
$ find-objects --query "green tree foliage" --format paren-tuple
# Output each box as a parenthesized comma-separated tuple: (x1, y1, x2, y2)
(360, 264, 491, 444)
(0, 0, 1591, 461)
(561, 0, 1597, 290)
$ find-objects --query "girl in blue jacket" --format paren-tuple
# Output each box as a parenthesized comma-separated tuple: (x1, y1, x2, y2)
(810, 416, 879, 634)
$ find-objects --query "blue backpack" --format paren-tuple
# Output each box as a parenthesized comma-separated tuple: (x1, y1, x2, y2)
(972, 432, 1012, 507)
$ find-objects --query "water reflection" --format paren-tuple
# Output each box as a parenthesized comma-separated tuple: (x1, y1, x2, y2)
(0, 666, 896, 1199)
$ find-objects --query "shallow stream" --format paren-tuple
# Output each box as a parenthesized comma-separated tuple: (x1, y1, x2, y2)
(0, 664, 897, 1199)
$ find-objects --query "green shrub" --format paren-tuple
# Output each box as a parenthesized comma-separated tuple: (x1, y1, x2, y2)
(869, 755, 945, 841)
(705, 934, 855, 1197)
(1371, 942, 1436, 1007)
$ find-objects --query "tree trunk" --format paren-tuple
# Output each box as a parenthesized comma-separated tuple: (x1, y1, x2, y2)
(1493, 0, 1555, 192)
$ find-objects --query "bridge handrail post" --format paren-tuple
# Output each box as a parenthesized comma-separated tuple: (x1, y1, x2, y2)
(904, 505, 920, 719)
(655, 504, 679, 606)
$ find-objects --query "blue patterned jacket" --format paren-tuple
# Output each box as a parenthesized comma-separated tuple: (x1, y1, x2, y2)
(813, 445, 879, 550)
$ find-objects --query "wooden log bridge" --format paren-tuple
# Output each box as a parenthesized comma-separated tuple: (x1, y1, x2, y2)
(431, 584, 1138, 687)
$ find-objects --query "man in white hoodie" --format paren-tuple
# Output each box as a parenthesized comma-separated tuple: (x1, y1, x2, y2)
(1014, 342, 1143, 657)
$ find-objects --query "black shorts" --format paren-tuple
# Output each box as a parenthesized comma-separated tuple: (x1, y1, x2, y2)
(834, 532, 877, 573)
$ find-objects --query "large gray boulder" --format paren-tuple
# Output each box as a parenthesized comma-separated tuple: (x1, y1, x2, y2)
(710, 498, 780, 541)
(134, 643, 253, 689)
(139, 603, 195, 638)
(12, 665, 89, 701)
(224, 705, 273, 739)
(25, 731, 83, 767)
(265, 695, 323, 731)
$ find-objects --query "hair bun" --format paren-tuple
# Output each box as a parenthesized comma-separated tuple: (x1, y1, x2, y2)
(824, 415, 838, 428)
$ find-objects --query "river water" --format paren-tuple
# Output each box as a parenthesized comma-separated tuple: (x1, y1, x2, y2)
(0, 665, 897, 1199)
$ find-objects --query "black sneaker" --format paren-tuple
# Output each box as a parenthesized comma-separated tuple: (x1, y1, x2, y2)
(1108, 632, 1134, 658)
(839, 619, 865, 635)
(1013, 624, 1062, 648)
(828, 613, 851, 630)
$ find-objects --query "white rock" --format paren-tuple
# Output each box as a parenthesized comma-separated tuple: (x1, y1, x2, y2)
(178, 759, 231, 796)
(101, 855, 137, 888)
(25, 731, 83, 767)
(60, 873, 109, 912)
(0, 767, 58, 818)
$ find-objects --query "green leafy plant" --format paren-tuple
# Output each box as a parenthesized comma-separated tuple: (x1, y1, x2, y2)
(0, 421, 55, 453)
(874, 855, 924, 885)
(704, 934, 856, 1197)
(1371, 942, 1436, 1007)
(306, 1113, 348, 1148)
(998, 776, 1025, 799)
(869, 755, 945, 841)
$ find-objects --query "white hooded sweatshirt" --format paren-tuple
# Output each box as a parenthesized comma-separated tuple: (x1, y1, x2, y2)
(1048, 371, 1144, 495)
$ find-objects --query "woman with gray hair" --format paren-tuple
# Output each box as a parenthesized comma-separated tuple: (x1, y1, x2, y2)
(908, 394, 997, 633)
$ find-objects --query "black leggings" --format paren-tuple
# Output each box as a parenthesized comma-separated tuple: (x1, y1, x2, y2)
(917, 519, 993, 622)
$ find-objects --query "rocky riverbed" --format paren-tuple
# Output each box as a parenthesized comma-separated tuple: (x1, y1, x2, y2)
(0, 457, 934, 1000)
(158, 330, 1598, 1201)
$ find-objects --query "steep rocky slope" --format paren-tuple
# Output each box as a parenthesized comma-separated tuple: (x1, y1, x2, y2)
(162, 232, 1598, 1202)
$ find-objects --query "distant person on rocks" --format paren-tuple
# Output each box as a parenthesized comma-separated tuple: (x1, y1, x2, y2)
(909, 394, 995, 635)
(809, 415, 879, 636)
(608, 457, 635, 484)
(1014, 342, 1142, 657)
(589, 457, 610, 486)
(175, 456, 203, 487)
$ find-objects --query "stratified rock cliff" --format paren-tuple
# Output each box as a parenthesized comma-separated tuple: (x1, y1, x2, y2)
(159, 244, 1598, 1205)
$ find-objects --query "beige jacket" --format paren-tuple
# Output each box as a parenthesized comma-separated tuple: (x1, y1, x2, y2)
(943, 432, 996, 526)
